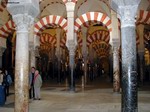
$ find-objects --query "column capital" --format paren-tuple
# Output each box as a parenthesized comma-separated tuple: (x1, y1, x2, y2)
(65, 2, 75, 12)
(29, 43, 35, 51)
(118, 5, 138, 27)
(111, 0, 141, 27)
(67, 40, 76, 56)
(7, 0, 40, 18)
(138, 51, 144, 57)
(112, 38, 120, 47)
(65, 2, 75, 18)
(12, 14, 34, 32)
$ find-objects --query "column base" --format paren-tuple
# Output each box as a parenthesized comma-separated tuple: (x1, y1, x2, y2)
(68, 87, 75, 93)
(122, 108, 138, 112)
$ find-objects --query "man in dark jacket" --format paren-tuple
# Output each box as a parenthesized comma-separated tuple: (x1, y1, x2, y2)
(29, 67, 35, 99)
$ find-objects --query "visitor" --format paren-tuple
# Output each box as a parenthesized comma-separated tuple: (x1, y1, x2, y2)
(5, 70, 12, 96)
(34, 70, 42, 100)
(29, 67, 35, 99)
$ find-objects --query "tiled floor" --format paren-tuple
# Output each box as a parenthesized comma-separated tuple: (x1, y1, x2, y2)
(0, 86, 150, 112)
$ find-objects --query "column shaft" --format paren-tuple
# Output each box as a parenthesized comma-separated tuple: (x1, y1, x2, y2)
(15, 31, 29, 112)
(66, 2, 76, 91)
(69, 54, 75, 91)
(121, 26, 137, 112)
(30, 49, 36, 68)
(113, 47, 120, 92)
(139, 53, 144, 84)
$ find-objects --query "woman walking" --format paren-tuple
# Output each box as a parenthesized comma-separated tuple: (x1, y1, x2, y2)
(34, 70, 42, 100)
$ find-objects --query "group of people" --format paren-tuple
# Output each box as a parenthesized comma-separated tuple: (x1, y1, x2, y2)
(0, 69, 12, 104)
(29, 67, 42, 100)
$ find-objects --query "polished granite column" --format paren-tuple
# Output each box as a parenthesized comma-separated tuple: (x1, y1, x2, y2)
(111, 0, 141, 111)
(113, 45, 120, 92)
(7, 0, 39, 111)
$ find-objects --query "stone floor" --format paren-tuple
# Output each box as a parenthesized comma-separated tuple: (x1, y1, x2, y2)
(0, 79, 150, 112)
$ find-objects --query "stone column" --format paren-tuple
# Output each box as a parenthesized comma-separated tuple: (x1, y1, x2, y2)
(111, 0, 141, 111)
(0, 47, 5, 68)
(112, 43, 120, 92)
(81, 28, 88, 87)
(7, 0, 39, 111)
(111, 10, 120, 92)
(56, 28, 61, 83)
(29, 46, 36, 68)
(138, 52, 144, 84)
(66, 2, 76, 92)
(13, 14, 33, 112)
(67, 40, 76, 91)
(0, 37, 6, 68)
(109, 46, 113, 82)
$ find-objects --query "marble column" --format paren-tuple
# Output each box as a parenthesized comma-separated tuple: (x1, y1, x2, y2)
(113, 45, 120, 92)
(7, 0, 39, 111)
(111, 10, 120, 92)
(82, 28, 88, 87)
(30, 47, 36, 68)
(56, 28, 61, 83)
(13, 14, 33, 112)
(66, 2, 76, 92)
(138, 52, 144, 84)
(68, 40, 76, 91)
(111, 0, 141, 111)
(109, 46, 113, 82)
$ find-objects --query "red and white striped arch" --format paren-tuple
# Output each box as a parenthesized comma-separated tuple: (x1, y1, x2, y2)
(137, 10, 150, 25)
(77, 0, 110, 11)
(74, 12, 112, 33)
(34, 15, 67, 37)
(60, 32, 67, 48)
(144, 31, 150, 45)
(136, 31, 140, 46)
(76, 31, 82, 46)
(87, 30, 110, 47)
(40, 33, 57, 46)
(0, 20, 15, 38)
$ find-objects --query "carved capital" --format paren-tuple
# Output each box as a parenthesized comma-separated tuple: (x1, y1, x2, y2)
(29, 43, 34, 51)
(113, 46, 120, 55)
(35, 46, 40, 57)
(65, 2, 75, 12)
(118, 5, 138, 27)
(13, 14, 34, 32)
(112, 39, 120, 47)
(7, 0, 40, 18)
(67, 40, 76, 56)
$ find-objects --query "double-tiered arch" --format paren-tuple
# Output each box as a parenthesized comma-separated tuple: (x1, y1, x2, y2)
(34, 15, 67, 37)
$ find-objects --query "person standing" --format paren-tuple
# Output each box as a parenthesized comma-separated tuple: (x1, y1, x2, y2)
(34, 70, 42, 100)
(29, 67, 35, 99)
(4, 70, 12, 96)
